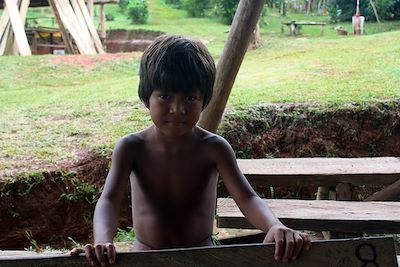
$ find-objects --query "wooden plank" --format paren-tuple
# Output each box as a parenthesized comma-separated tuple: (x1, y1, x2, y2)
(48, 0, 75, 54)
(52, 0, 93, 54)
(12, 0, 30, 55)
(76, 0, 105, 53)
(236, 157, 400, 187)
(4, 0, 31, 55)
(216, 198, 400, 233)
(0, 237, 397, 267)
(0, 18, 11, 55)
(0, 4, 10, 41)
(0, 0, 118, 8)
(70, 0, 95, 51)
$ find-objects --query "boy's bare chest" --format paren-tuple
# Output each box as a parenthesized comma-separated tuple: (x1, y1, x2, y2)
(133, 148, 216, 202)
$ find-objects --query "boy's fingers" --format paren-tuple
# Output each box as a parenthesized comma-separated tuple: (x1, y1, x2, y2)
(106, 243, 116, 264)
(69, 247, 85, 256)
(291, 232, 304, 260)
(274, 231, 284, 261)
(282, 232, 295, 263)
(84, 244, 97, 266)
(302, 233, 312, 251)
(95, 244, 107, 266)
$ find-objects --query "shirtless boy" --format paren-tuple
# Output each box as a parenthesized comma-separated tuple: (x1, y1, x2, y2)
(71, 34, 311, 266)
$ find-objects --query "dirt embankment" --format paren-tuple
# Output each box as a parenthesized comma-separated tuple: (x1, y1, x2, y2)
(0, 101, 399, 249)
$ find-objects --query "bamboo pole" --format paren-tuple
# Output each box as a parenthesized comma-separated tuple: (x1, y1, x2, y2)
(198, 0, 265, 132)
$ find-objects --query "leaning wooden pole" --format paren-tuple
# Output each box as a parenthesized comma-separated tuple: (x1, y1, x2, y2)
(198, 0, 265, 132)
(365, 179, 400, 201)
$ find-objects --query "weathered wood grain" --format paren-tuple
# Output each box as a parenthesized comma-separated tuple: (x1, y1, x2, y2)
(217, 198, 400, 233)
(77, 0, 105, 53)
(236, 157, 400, 187)
(4, 0, 31, 55)
(0, 237, 397, 267)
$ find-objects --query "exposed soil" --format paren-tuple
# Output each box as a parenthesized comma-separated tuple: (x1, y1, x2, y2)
(0, 101, 399, 249)
(49, 53, 139, 69)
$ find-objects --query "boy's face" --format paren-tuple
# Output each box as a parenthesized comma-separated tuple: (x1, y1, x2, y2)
(147, 89, 204, 137)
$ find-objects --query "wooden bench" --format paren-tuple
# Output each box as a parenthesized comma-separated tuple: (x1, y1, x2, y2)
(0, 237, 398, 267)
(281, 21, 327, 36)
(216, 157, 400, 233)
(217, 198, 400, 233)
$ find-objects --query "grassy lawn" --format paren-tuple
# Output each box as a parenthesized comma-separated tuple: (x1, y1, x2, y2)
(0, 2, 399, 177)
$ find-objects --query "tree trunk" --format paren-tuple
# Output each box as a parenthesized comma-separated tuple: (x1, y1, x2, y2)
(198, 0, 265, 133)
(369, 0, 381, 24)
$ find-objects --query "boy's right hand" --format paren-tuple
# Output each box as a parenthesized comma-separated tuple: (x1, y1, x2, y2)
(70, 243, 116, 266)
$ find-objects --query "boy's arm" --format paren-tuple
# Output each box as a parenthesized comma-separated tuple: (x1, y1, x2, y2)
(213, 136, 311, 262)
(71, 136, 135, 266)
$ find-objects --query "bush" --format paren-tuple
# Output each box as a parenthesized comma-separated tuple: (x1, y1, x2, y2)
(127, 0, 149, 24)
(165, 0, 182, 8)
(213, 0, 239, 24)
(182, 0, 212, 17)
(119, 0, 130, 12)
(327, 0, 339, 23)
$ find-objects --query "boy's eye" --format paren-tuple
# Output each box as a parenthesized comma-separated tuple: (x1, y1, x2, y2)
(159, 94, 170, 100)
(186, 96, 198, 101)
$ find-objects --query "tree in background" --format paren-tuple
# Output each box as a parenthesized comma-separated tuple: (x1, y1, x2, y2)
(182, 0, 213, 17)
(212, 0, 240, 24)
(127, 0, 149, 24)
(119, 0, 130, 12)
(330, 0, 400, 21)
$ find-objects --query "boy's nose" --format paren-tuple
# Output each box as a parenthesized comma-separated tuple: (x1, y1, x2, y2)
(169, 100, 186, 114)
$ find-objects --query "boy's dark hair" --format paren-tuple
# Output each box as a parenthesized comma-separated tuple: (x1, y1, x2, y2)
(138, 35, 216, 109)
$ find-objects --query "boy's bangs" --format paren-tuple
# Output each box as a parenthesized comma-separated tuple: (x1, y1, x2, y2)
(157, 62, 203, 94)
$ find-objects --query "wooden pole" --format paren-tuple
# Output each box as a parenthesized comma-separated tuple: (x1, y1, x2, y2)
(198, 0, 265, 132)
(100, 2, 106, 39)
(365, 179, 400, 201)
(369, 0, 381, 24)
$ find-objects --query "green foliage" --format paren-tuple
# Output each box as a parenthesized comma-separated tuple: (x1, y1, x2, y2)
(212, 0, 239, 24)
(165, 0, 182, 8)
(127, 0, 149, 24)
(114, 227, 136, 242)
(118, 0, 130, 12)
(331, 0, 400, 21)
(182, 0, 212, 17)
(327, 0, 339, 23)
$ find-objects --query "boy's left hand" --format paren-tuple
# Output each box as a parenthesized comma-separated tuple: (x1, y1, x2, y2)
(264, 224, 311, 263)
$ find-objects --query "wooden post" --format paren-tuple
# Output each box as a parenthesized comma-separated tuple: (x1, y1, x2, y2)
(100, 1, 106, 39)
(198, 0, 265, 132)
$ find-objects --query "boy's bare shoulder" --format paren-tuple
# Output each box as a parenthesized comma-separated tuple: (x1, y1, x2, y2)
(196, 126, 232, 150)
(114, 128, 151, 155)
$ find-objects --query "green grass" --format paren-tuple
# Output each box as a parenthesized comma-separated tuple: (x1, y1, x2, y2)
(0, 2, 399, 177)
